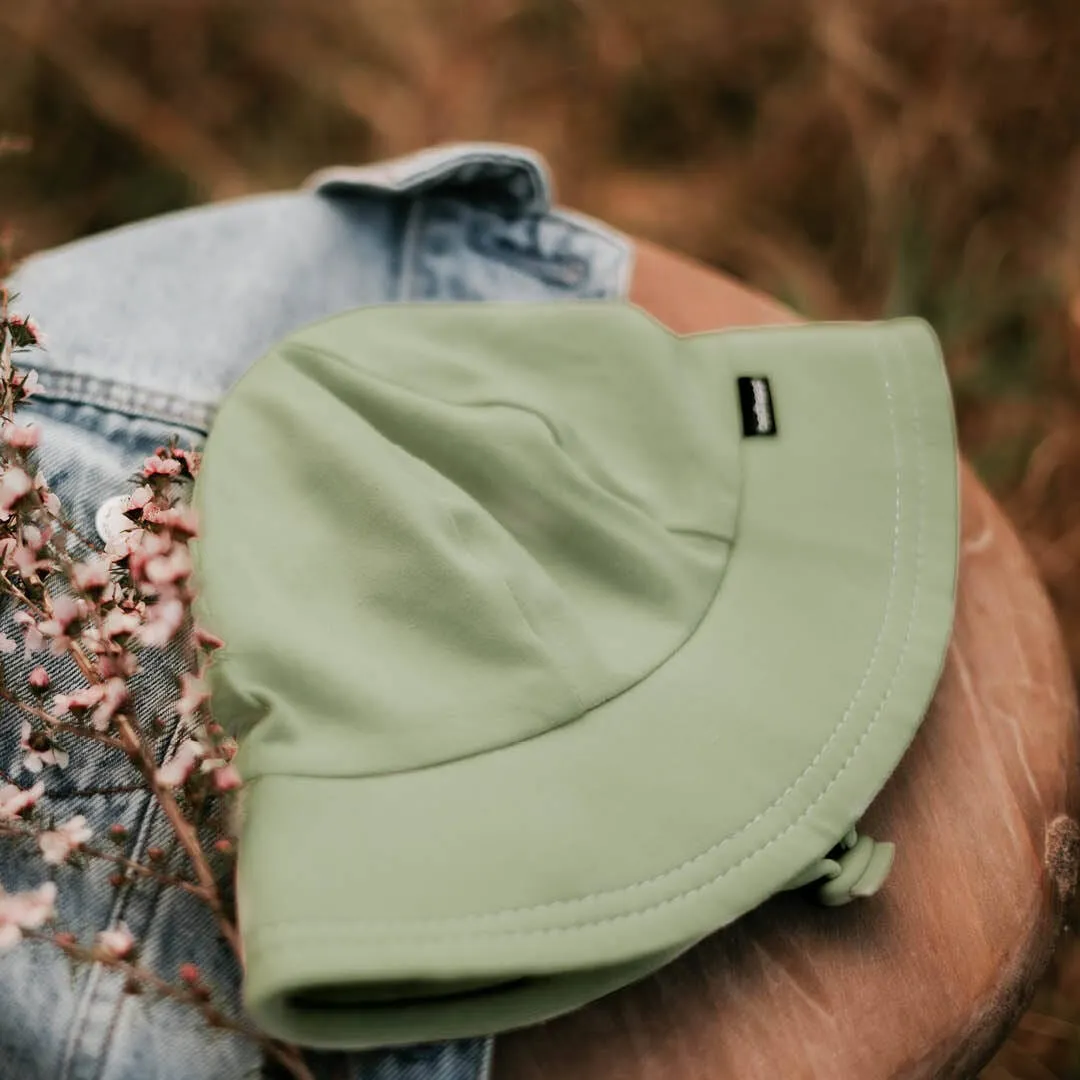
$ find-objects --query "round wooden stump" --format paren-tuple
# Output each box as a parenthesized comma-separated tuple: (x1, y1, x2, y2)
(492, 240, 1080, 1080)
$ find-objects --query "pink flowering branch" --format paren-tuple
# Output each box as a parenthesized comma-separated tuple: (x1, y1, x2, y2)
(0, 205, 312, 1077)
(0, 817, 208, 898)
(0, 686, 126, 751)
(113, 711, 245, 957)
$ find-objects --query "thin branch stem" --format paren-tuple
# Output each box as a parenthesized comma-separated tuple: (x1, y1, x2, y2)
(0, 573, 48, 621)
(81, 841, 210, 898)
(113, 713, 242, 956)
(0, 686, 126, 751)
(0, 820, 211, 899)
(46, 507, 104, 556)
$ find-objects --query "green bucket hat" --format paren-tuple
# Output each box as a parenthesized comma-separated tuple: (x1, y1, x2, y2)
(192, 300, 958, 1049)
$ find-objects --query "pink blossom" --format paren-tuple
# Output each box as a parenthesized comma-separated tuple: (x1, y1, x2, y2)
(124, 529, 170, 581)
(52, 683, 106, 716)
(101, 608, 140, 640)
(27, 667, 49, 690)
(154, 739, 205, 788)
(20, 525, 45, 551)
(7, 316, 41, 347)
(148, 446, 202, 477)
(19, 720, 69, 773)
(137, 597, 185, 647)
(90, 678, 127, 732)
(100, 581, 123, 605)
(14, 369, 41, 401)
(47, 637, 72, 659)
(142, 503, 200, 537)
(53, 678, 127, 731)
(13, 546, 41, 579)
(174, 449, 201, 478)
(194, 625, 225, 651)
(0, 633, 15, 655)
(98, 650, 139, 680)
(38, 595, 82, 637)
(95, 922, 135, 960)
(72, 557, 111, 592)
(51, 594, 81, 625)
(104, 526, 145, 561)
(1, 423, 39, 449)
(13, 611, 45, 654)
(130, 530, 170, 560)
(0, 882, 57, 951)
(174, 673, 208, 723)
(143, 544, 192, 588)
(12, 534, 49, 579)
(32, 473, 60, 517)
(126, 486, 154, 514)
(37, 595, 83, 656)
(210, 763, 242, 792)
(142, 456, 182, 478)
(0, 467, 33, 513)
(38, 815, 92, 865)
(138, 502, 165, 525)
(12, 544, 34, 576)
(0, 780, 44, 820)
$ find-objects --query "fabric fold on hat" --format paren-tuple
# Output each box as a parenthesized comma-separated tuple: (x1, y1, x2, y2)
(192, 301, 958, 1049)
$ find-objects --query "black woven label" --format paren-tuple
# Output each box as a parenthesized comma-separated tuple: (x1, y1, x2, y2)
(737, 376, 777, 437)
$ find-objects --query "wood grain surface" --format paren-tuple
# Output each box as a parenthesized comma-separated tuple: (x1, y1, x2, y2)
(491, 239, 1080, 1080)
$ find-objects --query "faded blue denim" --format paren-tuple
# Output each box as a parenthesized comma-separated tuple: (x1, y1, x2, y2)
(2, 144, 632, 1080)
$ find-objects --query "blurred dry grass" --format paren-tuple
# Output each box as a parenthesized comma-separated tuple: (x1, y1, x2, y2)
(2, 0, 1080, 1074)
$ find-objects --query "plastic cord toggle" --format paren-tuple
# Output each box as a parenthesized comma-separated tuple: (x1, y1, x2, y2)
(781, 828, 896, 906)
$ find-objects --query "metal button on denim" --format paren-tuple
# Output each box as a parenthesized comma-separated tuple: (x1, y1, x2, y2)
(95, 493, 135, 543)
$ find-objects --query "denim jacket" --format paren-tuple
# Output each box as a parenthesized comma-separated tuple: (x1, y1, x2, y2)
(2, 144, 632, 1080)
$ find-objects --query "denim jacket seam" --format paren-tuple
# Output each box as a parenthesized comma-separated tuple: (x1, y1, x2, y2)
(27, 366, 215, 435)
(398, 198, 428, 303)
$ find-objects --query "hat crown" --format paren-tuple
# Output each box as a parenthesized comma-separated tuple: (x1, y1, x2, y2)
(195, 303, 742, 777)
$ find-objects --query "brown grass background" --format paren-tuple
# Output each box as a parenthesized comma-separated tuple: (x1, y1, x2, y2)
(2, 0, 1080, 1074)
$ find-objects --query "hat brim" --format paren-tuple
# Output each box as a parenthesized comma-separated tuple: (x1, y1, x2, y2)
(236, 314, 958, 1049)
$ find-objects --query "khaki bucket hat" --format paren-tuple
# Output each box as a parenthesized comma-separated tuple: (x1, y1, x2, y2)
(192, 300, 958, 1049)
